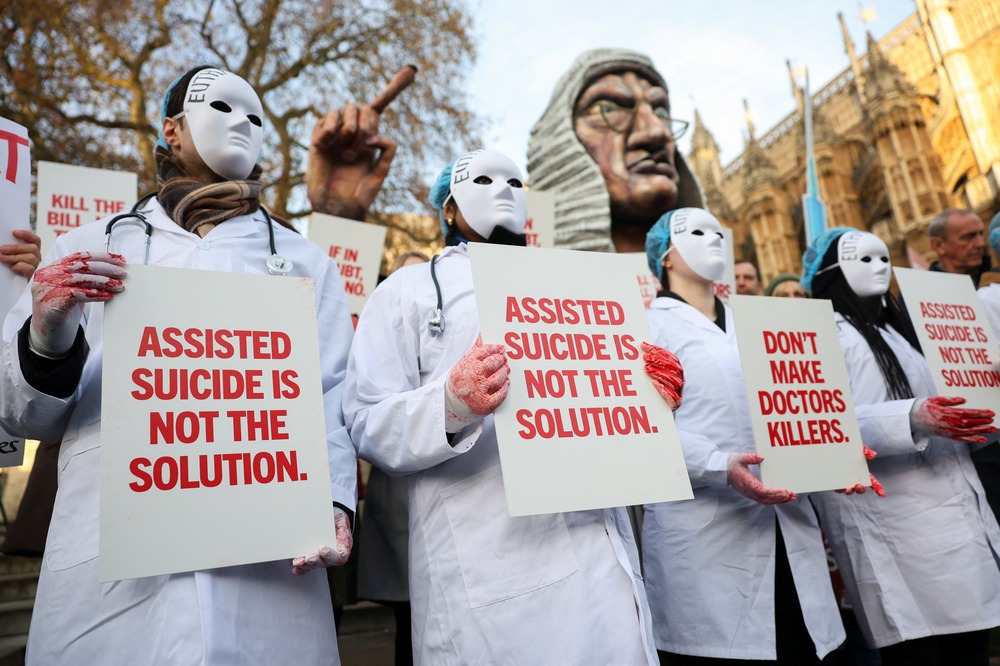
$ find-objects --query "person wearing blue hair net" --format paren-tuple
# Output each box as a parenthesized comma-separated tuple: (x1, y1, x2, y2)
(343, 147, 684, 665)
(642, 208, 851, 664)
(805, 227, 1000, 665)
(0, 65, 358, 664)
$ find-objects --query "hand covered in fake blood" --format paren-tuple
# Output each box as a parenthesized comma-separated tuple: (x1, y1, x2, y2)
(641, 341, 684, 411)
(291, 507, 353, 575)
(838, 445, 886, 497)
(444, 335, 510, 432)
(0, 229, 42, 278)
(727, 452, 796, 505)
(909, 396, 997, 444)
(29, 251, 126, 358)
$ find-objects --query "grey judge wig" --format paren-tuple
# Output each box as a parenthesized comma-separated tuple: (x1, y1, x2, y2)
(527, 48, 705, 252)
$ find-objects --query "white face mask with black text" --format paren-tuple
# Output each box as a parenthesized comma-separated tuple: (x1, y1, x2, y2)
(175, 69, 264, 180)
(449, 149, 527, 238)
(837, 231, 891, 297)
(670, 207, 726, 282)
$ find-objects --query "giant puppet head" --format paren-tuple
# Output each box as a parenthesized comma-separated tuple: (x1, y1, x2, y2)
(161, 68, 264, 181)
(528, 48, 704, 252)
(429, 149, 528, 244)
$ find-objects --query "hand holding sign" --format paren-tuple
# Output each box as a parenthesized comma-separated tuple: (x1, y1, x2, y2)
(0, 229, 41, 278)
(909, 396, 997, 443)
(291, 507, 354, 575)
(31, 251, 126, 358)
(307, 65, 416, 221)
(727, 452, 796, 504)
(839, 446, 887, 497)
(445, 336, 510, 432)
(641, 341, 684, 410)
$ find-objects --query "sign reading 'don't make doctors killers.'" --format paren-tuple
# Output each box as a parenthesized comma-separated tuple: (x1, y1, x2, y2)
(895, 267, 1000, 426)
(100, 265, 336, 581)
(470, 243, 693, 517)
(730, 295, 871, 493)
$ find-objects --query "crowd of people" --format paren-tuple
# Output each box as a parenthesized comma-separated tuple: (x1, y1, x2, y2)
(1, 48, 1000, 666)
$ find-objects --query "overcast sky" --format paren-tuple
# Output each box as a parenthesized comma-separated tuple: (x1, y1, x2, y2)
(464, 0, 916, 176)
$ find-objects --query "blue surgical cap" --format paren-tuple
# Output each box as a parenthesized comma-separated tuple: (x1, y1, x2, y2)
(155, 73, 187, 151)
(801, 227, 852, 292)
(645, 210, 678, 279)
(428, 159, 456, 237)
(990, 212, 1000, 261)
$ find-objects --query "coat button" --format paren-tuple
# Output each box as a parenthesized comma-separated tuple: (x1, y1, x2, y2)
(198, 240, 211, 250)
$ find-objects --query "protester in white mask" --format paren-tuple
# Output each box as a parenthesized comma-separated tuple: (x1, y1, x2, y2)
(641, 208, 851, 664)
(343, 148, 684, 665)
(805, 228, 1000, 665)
(0, 65, 359, 665)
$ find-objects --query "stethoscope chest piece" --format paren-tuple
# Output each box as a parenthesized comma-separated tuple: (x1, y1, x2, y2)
(266, 254, 294, 275)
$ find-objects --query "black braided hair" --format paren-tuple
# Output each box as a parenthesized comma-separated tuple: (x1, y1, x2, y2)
(810, 241, 922, 400)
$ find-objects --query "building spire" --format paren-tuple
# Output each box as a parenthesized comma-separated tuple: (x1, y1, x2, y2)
(742, 98, 756, 145)
(786, 59, 804, 113)
(839, 11, 867, 105)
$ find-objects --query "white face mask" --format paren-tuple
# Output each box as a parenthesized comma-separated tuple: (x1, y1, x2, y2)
(669, 208, 726, 282)
(449, 149, 527, 238)
(838, 231, 890, 297)
(176, 69, 264, 180)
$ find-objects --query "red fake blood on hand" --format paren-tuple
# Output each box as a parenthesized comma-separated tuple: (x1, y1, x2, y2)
(332, 509, 353, 566)
(447, 338, 510, 415)
(641, 341, 684, 409)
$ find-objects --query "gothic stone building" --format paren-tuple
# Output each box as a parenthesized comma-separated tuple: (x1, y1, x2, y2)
(688, 0, 1000, 283)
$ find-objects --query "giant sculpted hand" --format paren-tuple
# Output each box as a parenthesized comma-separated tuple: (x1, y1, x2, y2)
(306, 66, 415, 221)
(444, 336, 510, 432)
(909, 396, 997, 443)
(29, 252, 126, 358)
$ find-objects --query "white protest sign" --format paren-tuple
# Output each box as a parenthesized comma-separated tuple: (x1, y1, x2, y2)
(36, 161, 137, 256)
(730, 295, 871, 493)
(308, 213, 386, 315)
(0, 117, 32, 467)
(624, 252, 661, 309)
(525, 190, 555, 248)
(100, 265, 336, 581)
(714, 227, 736, 303)
(470, 243, 692, 516)
(894, 267, 1000, 423)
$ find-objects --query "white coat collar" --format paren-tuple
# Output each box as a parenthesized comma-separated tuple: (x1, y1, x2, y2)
(143, 197, 267, 241)
(649, 295, 732, 336)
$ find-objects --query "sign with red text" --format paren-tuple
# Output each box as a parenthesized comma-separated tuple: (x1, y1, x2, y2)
(0, 117, 32, 467)
(895, 267, 1000, 424)
(470, 243, 692, 516)
(714, 227, 736, 302)
(36, 161, 137, 256)
(100, 265, 336, 581)
(525, 190, 555, 248)
(624, 252, 661, 309)
(308, 213, 386, 315)
(730, 295, 870, 493)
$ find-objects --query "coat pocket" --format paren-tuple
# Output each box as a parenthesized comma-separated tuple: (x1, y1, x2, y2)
(441, 465, 579, 608)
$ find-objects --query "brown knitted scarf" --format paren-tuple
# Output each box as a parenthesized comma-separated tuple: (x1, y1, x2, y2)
(155, 145, 263, 234)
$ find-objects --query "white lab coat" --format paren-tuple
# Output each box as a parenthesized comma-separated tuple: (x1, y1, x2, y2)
(642, 297, 845, 660)
(343, 244, 657, 666)
(0, 199, 356, 665)
(977, 283, 1000, 341)
(810, 314, 1000, 648)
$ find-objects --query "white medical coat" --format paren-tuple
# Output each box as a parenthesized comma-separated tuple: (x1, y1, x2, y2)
(642, 297, 845, 660)
(0, 199, 356, 665)
(810, 314, 1000, 648)
(343, 244, 657, 665)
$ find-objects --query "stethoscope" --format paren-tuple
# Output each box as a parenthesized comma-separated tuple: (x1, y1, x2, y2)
(104, 193, 294, 275)
(427, 254, 445, 335)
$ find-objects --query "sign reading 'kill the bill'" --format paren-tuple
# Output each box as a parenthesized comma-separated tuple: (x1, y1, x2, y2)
(100, 265, 336, 581)
(895, 267, 1000, 426)
(36, 161, 137, 256)
(730, 295, 871, 493)
(470, 243, 692, 516)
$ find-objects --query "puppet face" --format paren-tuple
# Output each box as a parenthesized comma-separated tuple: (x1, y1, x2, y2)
(178, 69, 263, 180)
(669, 208, 726, 282)
(449, 149, 527, 238)
(839, 231, 890, 297)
